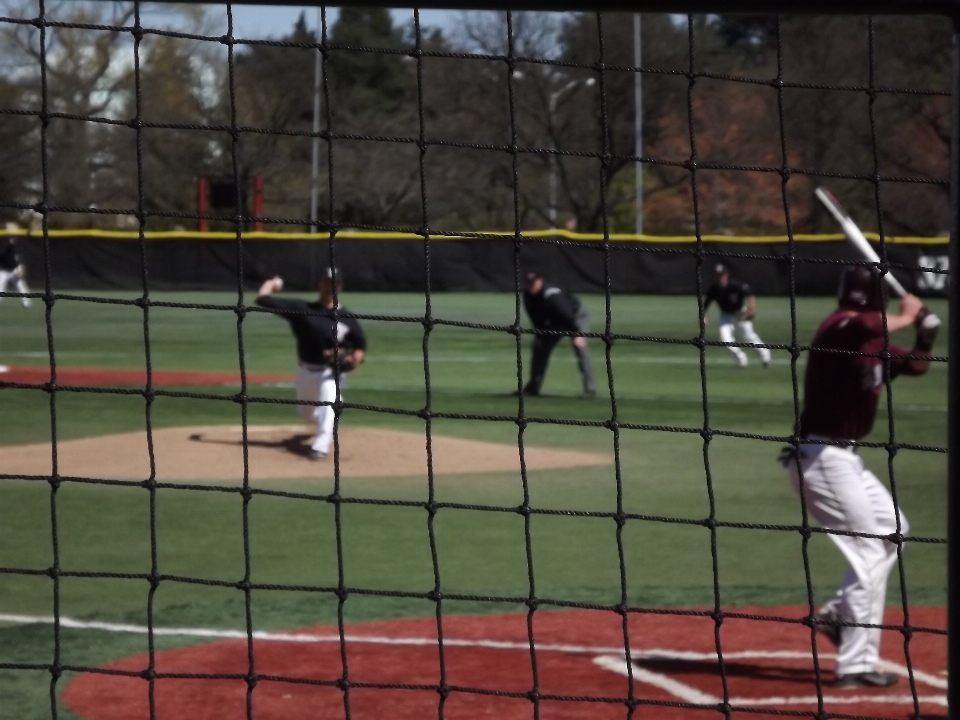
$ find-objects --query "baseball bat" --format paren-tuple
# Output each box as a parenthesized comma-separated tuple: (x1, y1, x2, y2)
(815, 186, 940, 329)
(814, 187, 909, 298)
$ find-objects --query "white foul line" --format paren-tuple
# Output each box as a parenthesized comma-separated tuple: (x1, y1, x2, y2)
(0, 613, 636, 655)
(0, 615, 841, 660)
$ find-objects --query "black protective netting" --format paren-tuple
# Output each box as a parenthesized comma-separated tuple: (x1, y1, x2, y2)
(0, 3, 953, 720)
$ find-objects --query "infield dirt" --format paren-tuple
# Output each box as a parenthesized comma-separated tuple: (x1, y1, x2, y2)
(60, 606, 947, 720)
(0, 424, 610, 481)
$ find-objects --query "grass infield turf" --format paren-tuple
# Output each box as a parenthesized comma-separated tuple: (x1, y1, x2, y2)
(0, 292, 948, 720)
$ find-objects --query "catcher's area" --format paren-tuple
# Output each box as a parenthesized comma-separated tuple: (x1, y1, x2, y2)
(56, 607, 948, 719)
(0, 425, 609, 481)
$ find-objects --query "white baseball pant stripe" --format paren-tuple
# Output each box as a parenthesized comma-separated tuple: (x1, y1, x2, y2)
(788, 443, 908, 675)
(0, 270, 30, 306)
(296, 365, 347, 455)
(718, 312, 770, 366)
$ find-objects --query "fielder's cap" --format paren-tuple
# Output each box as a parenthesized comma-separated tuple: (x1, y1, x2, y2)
(715, 263, 728, 275)
(524, 271, 543, 283)
(321, 265, 342, 280)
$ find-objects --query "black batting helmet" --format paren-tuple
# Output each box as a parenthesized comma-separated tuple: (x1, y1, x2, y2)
(837, 265, 884, 311)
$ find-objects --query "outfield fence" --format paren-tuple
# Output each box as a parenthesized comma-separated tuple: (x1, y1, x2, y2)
(6, 229, 952, 294)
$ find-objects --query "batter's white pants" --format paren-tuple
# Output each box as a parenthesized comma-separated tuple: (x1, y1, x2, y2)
(296, 365, 347, 455)
(0, 270, 30, 307)
(718, 313, 770, 367)
(788, 442, 908, 675)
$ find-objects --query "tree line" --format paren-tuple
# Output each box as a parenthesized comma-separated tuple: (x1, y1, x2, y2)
(0, 1, 951, 236)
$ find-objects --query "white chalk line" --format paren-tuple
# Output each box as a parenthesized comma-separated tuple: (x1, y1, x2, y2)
(594, 655, 947, 707)
(256, 383, 944, 413)
(876, 659, 948, 690)
(595, 655, 721, 705)
(2, 614, 945, 706)
(3, 614, 623, 654)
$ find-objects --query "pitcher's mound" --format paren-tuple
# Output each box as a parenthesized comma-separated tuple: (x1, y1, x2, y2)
(0, 425, 609, 482)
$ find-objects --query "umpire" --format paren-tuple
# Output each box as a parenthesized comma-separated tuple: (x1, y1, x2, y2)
(520, 271, 596, 398)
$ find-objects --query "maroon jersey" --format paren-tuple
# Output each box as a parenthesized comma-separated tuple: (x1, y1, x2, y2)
(800, 310, 915, 441)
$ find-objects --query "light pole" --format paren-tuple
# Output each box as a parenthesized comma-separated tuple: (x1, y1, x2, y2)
(634, 13, 643, 236)
(548, 76, 596, 229)
(309, 5, 322, 233)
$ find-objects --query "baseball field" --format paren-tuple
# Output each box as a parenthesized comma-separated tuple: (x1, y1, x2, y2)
(0, 291, 948, 719)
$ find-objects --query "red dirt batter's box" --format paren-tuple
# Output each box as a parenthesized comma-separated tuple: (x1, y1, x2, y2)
(63, 606, 946, 720)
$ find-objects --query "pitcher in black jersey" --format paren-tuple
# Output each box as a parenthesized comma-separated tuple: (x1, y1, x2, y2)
(704, 264, 770, 368)
(0, 223, 31, 308)
(257, 266, 366, 459)
(519, 272, 596, 398)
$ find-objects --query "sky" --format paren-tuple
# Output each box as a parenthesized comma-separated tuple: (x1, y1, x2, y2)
(208, 5, 459, 39)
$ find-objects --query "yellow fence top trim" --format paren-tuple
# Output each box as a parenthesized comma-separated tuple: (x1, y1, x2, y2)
(4, 228, 950, 245)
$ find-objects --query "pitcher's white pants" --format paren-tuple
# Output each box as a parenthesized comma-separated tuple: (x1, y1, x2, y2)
(0, 270, 30, 306)
(788, 443, 908, 675)
(296, 365, 347, 455)
(718, 312, 770, 366)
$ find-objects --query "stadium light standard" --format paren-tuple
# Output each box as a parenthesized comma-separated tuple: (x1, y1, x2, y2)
(548, 76, 596, 229)
(309, 6, 323, 234)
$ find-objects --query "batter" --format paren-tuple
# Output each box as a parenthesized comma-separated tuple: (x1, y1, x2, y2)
(704, 264, 769, 368)
(782, 265, 938, 688)
(257, 267, 366, 460)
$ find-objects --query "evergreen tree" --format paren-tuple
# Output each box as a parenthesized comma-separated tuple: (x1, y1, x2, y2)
(328, 7, 410, 118)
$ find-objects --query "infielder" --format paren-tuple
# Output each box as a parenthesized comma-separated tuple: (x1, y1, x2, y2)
(704, 264, 769, 368)
(781, 265, 937, 689)
(257, 266, 366, 460)
(0, 225, 31, 308)
(520, 271, 596, 398)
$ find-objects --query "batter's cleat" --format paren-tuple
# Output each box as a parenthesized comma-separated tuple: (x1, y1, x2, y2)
(762, 358, 771, 369)
(581, 389, 596, 400)
(833, 672, 899, 689)
(308, 450, 327, 461)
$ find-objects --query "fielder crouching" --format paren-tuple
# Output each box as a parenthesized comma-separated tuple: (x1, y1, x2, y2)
(781, 265, 939, 689)
(519, 271, 596, 399)
(257, 266, 366, 460)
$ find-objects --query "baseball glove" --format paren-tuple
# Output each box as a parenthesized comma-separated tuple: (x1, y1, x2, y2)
(323, 346, 361, 371)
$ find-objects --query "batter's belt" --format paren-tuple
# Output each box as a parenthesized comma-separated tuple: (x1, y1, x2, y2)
(777, 435, 858, 467)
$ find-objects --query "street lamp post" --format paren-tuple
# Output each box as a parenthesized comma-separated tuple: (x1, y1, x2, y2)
(548, 76, 596, 229)
(634, 13, 643, 236)
(309, 5, 322, 233)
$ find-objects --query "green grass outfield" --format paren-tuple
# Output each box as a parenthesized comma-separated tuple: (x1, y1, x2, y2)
(0, 292, 948, 719)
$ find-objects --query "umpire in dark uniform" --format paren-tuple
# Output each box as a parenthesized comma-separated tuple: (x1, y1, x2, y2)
(520, 271, 596, 398)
